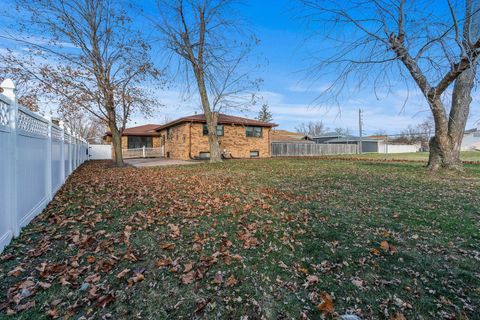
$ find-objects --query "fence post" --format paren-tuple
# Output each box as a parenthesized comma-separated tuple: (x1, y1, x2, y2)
(143, 146, 146, 158)
(59, 121, 66, 183)
(45, 116, 52, 201)
(2, 79, 19, 237)
(67, 128, 72, 175)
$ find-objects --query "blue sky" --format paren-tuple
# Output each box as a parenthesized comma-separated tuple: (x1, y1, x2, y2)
(1, 0, 479, 135)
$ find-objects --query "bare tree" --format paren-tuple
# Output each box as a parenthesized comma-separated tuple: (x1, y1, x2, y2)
(153, 0, 260, 162)
(334, 127, 351, 136)
(296, 121, 328, 136)
(0, 0, 161, 166)
(60, 109, 106, 144)
(299, 0, 480, 170)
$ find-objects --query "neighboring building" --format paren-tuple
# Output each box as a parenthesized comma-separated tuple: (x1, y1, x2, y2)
(311, 132, 346, 144)
(461, 127, 480, 151)
(271, 129, 313, 143)
(156, 114, 276, 160)
(312, 133, 420, 153)
(104, 124, 162, 150)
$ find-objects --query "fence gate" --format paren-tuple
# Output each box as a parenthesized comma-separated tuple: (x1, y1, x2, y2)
(89, 144, 112, 160)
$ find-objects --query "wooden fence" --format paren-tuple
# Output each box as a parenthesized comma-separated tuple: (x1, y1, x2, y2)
(271, 142, 357, 157)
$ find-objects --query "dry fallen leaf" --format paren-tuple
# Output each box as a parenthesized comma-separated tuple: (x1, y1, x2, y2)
(183, 261, 194, 273)
(38, 282, 52, 289)
(46, 308, 59, 318)
(181, 271, 195, 284)
(160, 243, 176, 250)
(380, 240, 398, 253)
(86, 255, 96, 264)
(389, 311, 407, 320)
(306, 275, 319, 285)
(116, 268, 130, 279)
(8, 266, 25, 277)
(156, 258, 172, 268)
(226, 275, 238, 287)
(127, 273, 144, 286)
(298, 267, 308, 274)
(212, 272, 224, 285)
(317, 292, 334, 315)
(96, 293, 114, 308)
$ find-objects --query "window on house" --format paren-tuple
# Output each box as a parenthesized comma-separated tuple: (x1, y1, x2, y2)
(127, 136, 153, 149)
(199, 152, 210, 159)
(246, 126, 262, 138)
(203, 124, 224, 136)
(250, 150, 259, 158)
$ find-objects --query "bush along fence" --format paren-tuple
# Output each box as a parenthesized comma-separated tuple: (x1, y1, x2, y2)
(271, 142, 358, 157)
(0, 79, 89, 252)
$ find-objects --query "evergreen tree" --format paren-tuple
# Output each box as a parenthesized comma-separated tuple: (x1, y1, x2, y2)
(257, 104, 273, 122)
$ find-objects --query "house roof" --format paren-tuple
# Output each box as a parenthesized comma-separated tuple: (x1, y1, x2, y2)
(105, 124, 162, 137)
(156, 113, 277, 131)
(271, 129, 311, 142)
(325, 136, 382, 143)
(465, 128, 479, 134)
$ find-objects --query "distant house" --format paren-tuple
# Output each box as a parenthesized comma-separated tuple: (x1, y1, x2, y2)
(461, 127, 480, 151)
(312, 133, 420, 153)
(271, 129, 313, 143)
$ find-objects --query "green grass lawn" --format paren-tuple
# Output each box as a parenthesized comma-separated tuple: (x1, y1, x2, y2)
(328, 151, 480, 162)
(0, 159, 479, 319)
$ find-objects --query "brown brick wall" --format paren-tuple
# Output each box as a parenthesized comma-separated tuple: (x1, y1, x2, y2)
(159, 122, 271, 160)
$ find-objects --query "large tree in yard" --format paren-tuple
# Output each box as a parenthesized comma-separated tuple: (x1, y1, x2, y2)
(300, 0, 480, 170)
(0, 0, 160, 166)
(153, 0, 260, 163)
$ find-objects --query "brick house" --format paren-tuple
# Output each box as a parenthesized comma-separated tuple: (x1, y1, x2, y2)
(157, 114, 276, 159)
(104, 114, 276, 160)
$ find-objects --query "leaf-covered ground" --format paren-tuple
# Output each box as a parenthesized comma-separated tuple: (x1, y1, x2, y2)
(327, 151, 480, 162)
(0, 159, 479, 319)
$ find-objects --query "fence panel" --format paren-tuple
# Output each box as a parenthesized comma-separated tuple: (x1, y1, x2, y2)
(271, 142, 357, 157)
(0, 80, 89, 253)
(0, 96, 12, 251)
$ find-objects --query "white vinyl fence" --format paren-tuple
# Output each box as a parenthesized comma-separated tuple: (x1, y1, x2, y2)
(0, 79, 88, 252)
(272, 142, 358, 157)
(89, 144, 112, 160)
(122, 147, 162, 159)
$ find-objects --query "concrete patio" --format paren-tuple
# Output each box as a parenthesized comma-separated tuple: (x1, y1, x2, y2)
(125, 158, 203, 168)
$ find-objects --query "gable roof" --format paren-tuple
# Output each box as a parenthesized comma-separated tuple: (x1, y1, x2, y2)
(105, 124, 162, 137)
(156, 113, 277, 131)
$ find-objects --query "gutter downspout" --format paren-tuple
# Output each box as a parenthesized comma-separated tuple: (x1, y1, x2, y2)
(189, 122, 193, 159)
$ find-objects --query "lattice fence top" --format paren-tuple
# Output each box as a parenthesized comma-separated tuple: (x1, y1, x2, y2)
(17, 109, 49, 137)
(0, 99, 9, 127)
(51, 126, 63, 141)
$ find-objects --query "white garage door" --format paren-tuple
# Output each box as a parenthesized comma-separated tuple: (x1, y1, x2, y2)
(89, 144, 112, 160)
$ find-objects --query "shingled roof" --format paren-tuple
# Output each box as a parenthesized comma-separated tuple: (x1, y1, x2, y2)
(156, 113, 277, 131)
(105, 124, 162, 137)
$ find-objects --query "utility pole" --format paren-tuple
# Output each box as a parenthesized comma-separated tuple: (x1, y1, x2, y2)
(358, 108, 363, 154)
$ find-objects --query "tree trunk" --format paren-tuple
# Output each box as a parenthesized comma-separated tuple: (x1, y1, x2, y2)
(194, 69, 222, 163)
(427, 63, 474, 171)
(109, 123, 125, 167)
